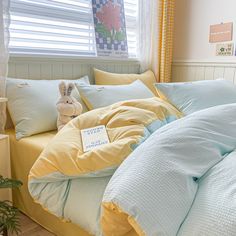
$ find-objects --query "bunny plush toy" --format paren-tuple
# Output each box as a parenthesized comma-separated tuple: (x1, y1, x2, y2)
(57, 81, 83, 131)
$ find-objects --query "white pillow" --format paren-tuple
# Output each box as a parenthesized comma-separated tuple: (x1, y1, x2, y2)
(76, 80, 155, 110)
(7, 76, 90, 140)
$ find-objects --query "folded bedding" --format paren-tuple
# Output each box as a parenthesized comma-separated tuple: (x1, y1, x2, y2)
(28, 97, 181, 234)
(29, 98, 236, 236)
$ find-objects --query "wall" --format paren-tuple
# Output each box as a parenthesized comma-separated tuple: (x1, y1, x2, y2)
(172, 0, 236, 83)
(173, 0, 236, 62)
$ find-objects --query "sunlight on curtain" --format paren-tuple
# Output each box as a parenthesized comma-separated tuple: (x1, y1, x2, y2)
(159, 0, 175, 83)
(0, 0, 10, 133)
(139, 0, 175, 83)
(138, 0, 159, 76)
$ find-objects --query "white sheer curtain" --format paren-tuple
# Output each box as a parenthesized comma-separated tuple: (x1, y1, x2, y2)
(138, 0, 160, 77)
(0, 0, 10, 133)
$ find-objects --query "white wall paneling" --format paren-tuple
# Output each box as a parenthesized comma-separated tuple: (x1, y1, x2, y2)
(172, 60, 236, 83)
(8, 56, 140, 83)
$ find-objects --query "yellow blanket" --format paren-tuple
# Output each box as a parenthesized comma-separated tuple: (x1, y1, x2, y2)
(28, 98, 182, 231)
(29, 97, 181, 181)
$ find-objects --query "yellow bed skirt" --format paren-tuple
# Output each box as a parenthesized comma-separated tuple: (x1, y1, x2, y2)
(7, 129, 91, 236)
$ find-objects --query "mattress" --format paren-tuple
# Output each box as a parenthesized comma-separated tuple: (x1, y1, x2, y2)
(7, 129, 104, 236)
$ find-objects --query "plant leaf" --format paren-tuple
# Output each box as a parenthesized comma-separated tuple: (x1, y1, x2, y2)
(0, 201, 21, 234)
(0, 176, 22, 189)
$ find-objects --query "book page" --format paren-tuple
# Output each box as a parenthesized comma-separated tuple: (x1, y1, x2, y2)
(81, 125, 110, 152)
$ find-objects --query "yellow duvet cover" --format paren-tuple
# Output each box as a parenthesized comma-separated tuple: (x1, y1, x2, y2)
(28, 97, 182, 234)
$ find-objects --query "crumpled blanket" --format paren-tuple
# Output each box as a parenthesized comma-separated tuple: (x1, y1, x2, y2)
(28, 97, 181, 222)
(102, 103, 236, 236)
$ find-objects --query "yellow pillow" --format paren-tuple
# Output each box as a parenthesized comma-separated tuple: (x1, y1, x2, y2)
(94, 68, 157, 95)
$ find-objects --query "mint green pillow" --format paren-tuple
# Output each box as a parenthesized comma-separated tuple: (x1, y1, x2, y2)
(155, 79, 236, 115)
(76, 80, 155, 110)
(7, 76, 90, 140)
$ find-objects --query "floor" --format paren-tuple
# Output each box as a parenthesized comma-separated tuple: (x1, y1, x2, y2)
(9, 213, 54, 236)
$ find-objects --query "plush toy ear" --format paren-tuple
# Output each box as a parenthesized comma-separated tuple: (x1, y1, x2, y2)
(59, 81, 67, 96)
(67, 83, 74, 96)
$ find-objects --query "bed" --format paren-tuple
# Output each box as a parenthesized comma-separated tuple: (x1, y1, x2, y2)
(6, 71, 236, 235)
(27, 100, 236, 236)
(5, 64, 154, 235)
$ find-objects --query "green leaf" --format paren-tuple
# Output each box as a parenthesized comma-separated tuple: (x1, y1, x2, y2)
(0, 176, 22, 189)
(0, 177, 22, 234)
(0, 201, 21, 234)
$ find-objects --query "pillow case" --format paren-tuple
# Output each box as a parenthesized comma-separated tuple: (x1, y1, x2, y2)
(76, 80, 154, 110)
(94, 68, 157, 95)
(7, 76, 90, 140)
(155, 79, 236, 115)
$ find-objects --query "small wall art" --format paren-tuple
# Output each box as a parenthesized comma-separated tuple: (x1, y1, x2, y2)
(216, 42, 234, 56)
(209, 22, 233, 43)
(92, 0, 128, 58)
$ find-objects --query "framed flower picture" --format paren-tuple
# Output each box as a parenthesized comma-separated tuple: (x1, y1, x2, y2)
(92, 0, 128, 58)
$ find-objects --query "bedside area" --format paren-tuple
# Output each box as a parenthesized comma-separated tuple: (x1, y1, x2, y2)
(0, 97, 11, 202)
(0, 134, 11, 202)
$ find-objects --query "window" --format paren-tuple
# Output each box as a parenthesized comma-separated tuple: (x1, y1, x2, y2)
(9, 0, 138, 58)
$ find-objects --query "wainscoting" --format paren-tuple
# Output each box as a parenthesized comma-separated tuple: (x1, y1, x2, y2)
(8, 56, 140, 83)
(9, 57, 236, 84)
(172, 60, 236, 83)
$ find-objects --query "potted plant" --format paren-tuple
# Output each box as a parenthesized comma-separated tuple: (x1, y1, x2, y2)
(0, 176, 22, 236)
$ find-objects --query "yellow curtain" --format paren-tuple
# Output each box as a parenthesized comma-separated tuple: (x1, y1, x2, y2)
(158, 0, 175, 83)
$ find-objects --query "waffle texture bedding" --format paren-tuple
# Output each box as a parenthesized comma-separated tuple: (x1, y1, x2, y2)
(102, 103, 236, 236)
(29, 98, 236, 235)
(178, 149, 236, 236)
